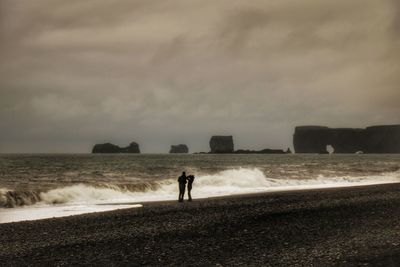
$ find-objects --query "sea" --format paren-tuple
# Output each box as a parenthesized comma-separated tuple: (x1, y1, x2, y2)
(1, 154, 399, 223)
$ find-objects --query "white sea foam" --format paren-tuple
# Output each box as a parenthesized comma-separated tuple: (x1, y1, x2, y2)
(1, 168, 400, 223)
(0, 204, 142, 224)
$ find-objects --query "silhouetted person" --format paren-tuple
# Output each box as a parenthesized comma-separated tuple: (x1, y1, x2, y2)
(178, 172, 187, 202)
(187, 175, 195, 201)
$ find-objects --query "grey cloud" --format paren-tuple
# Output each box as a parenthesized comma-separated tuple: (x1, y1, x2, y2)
(219, 8, 269, 51)
(0, 0, 399, 153)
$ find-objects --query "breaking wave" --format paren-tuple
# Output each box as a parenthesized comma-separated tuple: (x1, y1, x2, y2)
(1, 168, 400, 208)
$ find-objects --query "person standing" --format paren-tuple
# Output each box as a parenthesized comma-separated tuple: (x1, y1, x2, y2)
(178, 172, 187, 202)
(187, 175, 195, 202)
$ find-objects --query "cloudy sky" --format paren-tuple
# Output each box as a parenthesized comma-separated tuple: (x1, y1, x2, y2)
(0, 0, 399, 153)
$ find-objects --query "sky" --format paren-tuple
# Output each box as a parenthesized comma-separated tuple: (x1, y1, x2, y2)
(0, 0, 399, 153)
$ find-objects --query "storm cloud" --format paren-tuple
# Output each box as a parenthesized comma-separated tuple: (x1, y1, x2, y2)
(0, 0, 399, 152)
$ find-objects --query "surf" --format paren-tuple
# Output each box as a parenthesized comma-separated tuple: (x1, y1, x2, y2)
(2, 168, 400, 208)
(1, 168, 400, 223)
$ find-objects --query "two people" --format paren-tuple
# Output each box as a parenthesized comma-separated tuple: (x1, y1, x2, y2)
(178, 171, 195, 202)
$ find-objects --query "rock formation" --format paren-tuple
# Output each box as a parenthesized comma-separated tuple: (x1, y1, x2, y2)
(92, 142, 140, 153)
(235, 149, 286, 154)
(293, 125, 400, 154)
(92, 143, 121, 153)
(120, 142, 141, 153)
(209, 136, 234, 153)
(209, 135, 289, 154)
(169, 144, 189, 153)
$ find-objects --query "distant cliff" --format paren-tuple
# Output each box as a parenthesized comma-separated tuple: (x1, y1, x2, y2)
(209, 135, 288, 154)
(169, 144, 189, 153)
(235, 149, 286, 154)
(92, 142, 140, 153)
(293, 125, 400, 154)
(209, 136, 234, 153)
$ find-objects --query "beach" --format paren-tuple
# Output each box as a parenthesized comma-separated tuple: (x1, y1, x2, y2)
(2, 183, 400, 266)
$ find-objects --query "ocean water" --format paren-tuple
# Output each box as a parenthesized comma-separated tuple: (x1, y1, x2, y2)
(1, 154, 399, 223)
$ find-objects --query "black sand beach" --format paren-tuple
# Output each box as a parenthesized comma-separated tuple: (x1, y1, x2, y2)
(2, 184, 400, 266)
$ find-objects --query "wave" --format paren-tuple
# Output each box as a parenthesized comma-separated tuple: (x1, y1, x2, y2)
(1, 168, 400, 208)
(0, 188, 42, 208)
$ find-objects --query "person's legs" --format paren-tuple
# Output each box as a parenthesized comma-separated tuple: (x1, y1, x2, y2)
(188, 185, 192, 201)
(179, 184, 185, 202)
(178, 185, 182, 202)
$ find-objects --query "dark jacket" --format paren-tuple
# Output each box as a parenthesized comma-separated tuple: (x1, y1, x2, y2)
(178, 175, 187, 184)
(187, 175, 195, 186)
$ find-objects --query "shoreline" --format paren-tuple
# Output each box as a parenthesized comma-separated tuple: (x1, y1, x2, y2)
(2, 183, 400, 265)
(2, 181, 400, 224)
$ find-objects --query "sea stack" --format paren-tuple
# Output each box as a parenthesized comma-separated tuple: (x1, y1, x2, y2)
(121, 142, 141, 153)
(293, 124, 400, 154)
(92, 143, 121, 153)
(209, 136, 234, 153)
(92, 142, 140, 153)
(169, 144, 189, 153)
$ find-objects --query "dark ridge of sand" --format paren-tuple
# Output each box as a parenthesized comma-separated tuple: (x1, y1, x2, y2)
(2, 185, 400, 266)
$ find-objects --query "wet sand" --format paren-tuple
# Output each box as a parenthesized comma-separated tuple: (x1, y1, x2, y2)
(2, 184, 400, 266)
